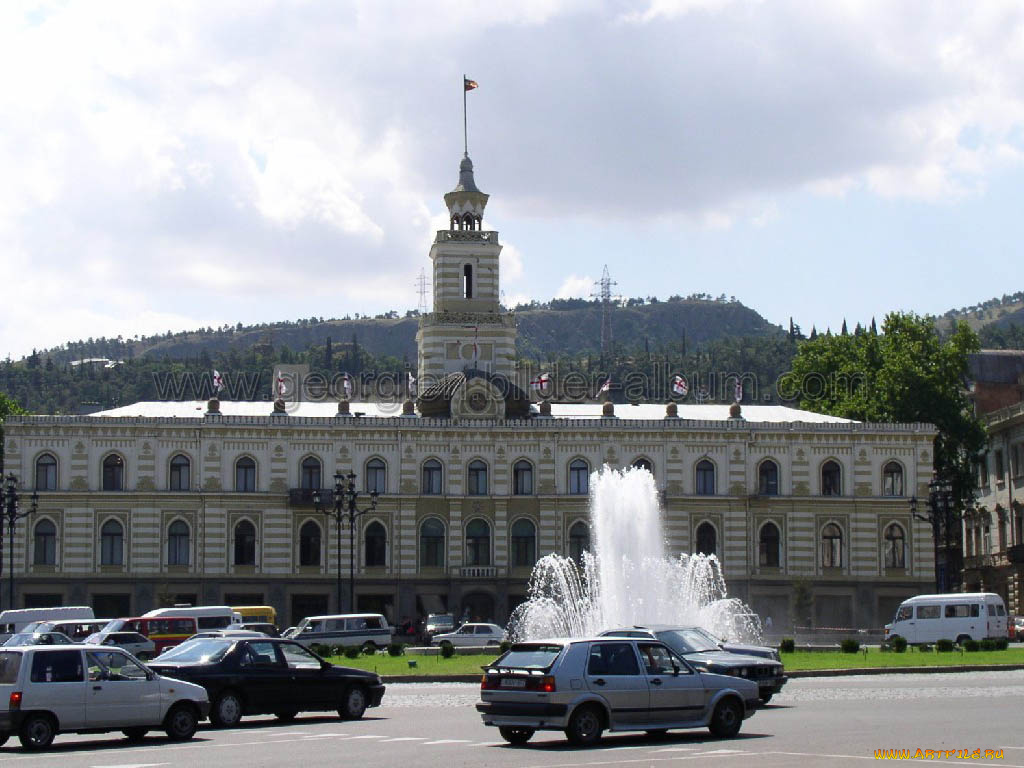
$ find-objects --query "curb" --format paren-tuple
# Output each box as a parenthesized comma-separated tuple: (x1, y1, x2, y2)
(381, 664, 1024, 684)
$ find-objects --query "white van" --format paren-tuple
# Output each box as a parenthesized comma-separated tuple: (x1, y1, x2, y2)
(0, 607, 94, 641)
(287, 614, 392, 650)
(141, 606, 242, 631)
(884, 593, 1008, 645)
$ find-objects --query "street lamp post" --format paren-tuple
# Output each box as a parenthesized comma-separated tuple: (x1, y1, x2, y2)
(0, 474, 38, 611)
(314, 471, 378, 614)
(909, 476, 956, 593)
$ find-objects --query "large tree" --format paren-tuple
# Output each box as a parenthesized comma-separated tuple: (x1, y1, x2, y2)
(785, 312, 985, 509)
(0, 392, 27, 474)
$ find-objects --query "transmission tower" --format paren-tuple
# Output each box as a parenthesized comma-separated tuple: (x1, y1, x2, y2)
(591, 265, 617, 359)
(416, 269, 430, 315)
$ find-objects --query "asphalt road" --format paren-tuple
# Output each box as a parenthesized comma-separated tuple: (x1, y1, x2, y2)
(1, 670, 1021, 767)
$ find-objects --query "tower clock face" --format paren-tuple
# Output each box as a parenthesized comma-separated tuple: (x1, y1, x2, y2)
(468, 391, 487, 412)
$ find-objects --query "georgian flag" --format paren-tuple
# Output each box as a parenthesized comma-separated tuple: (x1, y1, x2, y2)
(599, 378, 612, 394)
(276, 371, 286, 398)
(734, 379, 743, 402)
(212, 370, 224, 393)
(531, 372, 550, 392)
(408, 372, 417, 397)
(341, 373, 352, 398)
(671, 374, 688, 397)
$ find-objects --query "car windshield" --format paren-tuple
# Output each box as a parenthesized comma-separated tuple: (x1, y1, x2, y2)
(688, 627, 725, 647)
(657, 629, 720, 654)
(428, 614, 453, 624)
(155, 638, 231, 663)
(493, 643, 563, 670)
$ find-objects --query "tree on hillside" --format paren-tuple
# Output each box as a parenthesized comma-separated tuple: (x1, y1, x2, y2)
(787, 312, 985, 510)
(0, 393, 27, 473)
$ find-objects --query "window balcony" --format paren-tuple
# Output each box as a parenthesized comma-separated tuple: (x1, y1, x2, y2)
(454, 565, 499, 578)
(288, 488, 332, 507)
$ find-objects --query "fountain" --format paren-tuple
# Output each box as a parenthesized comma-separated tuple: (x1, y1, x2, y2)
(508, 465, 762, 642)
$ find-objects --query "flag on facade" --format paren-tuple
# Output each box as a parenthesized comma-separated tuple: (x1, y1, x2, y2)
(212, 370, 224, 393)
(341, 373, 352, 398)
(464, 77, 478, 91)
(734, 379, 743, 403)
(462, 324, 479, 357)
(671, 374, 688, 397)
(408, 372, 417, 397)
(531, 372, 550, 392)
(599, 378, 612, 394)
(276, 371, 286, 399)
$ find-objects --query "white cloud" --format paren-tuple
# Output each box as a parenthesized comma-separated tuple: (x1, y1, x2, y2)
(555, 274, 595, 299)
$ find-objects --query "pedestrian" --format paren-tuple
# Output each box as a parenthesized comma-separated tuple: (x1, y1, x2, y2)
(765, 615, 773, 631)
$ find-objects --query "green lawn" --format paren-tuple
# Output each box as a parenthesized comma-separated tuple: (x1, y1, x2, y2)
(781, 648, 1024, 669)
(324, 647, 1024, 677)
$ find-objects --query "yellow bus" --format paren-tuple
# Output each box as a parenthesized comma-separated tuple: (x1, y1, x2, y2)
(232, 605, 277, 626)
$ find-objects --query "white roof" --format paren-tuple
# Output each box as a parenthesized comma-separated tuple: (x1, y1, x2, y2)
(92, 400, 856, 424)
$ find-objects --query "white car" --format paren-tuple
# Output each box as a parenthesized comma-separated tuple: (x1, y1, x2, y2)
(431, 623, 505, 648)
(0, 644, 210, 750)
(88, 631, 157, 661)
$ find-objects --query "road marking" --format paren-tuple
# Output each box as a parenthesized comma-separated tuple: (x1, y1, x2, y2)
(299, 734, 338, 739)
(650, 747, 697, 752)
(379, 737, 427, 742)
(342, 734, 386, 739)
(90, 764, 170, 768)
(423, 739, 472, 745)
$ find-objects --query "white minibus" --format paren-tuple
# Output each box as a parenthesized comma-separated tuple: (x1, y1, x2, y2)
(0, 606, 94, 640)
(142, 605, 242, 630)
(286, 613, 392, 650)
(884, 592, 1007, 644)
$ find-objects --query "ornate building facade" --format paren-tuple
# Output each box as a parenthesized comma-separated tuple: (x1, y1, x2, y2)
(3, 155, 938, 630)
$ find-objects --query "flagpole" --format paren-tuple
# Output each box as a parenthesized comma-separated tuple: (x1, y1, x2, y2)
(463, 73, 468, 155)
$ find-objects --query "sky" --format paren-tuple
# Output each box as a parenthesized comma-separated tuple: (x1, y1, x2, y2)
(3, 0, 1024, 360)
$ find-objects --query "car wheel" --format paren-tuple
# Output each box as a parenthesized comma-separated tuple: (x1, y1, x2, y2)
(361, 641, 377, 654)
(956, 635, 971, 646)
(439, 640, 453, 651)
(760, 692, 773, 704)
(164, 704, 198, 741)
(211, 691, 244, 727)
(19, 714, 56, 750)
(122, 727, 148, 742)
(275, 710, 299, 722)
(708, 698, 743, 738)
(339, 685, 368, 720)
(565, 704, 603, 747)
(498, 726, 534, 745)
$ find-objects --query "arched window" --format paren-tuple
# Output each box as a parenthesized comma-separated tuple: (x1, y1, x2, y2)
(884, 523, 906, 569)
(510, 519, 537, 567)
(35, 454, 57, 491)
(451, 214, 460, 231)
(299, 521, 321, 567)
(696, 522, 717, 556)
(463, 213, 475, 231)
(467, 460, 488, 496)
(234, 520, 256, 566)
(168, 520, 189, 566)
(569, 459, 589, 495)
(365, 458, 386, 494)
(513, 460, 534, 496)
(821, 460, 841, 496)
(365, 521, 387, 567)
(100, 519, 124, 566)
(883, 462, 904, 496)
(300, 457, 322, 490)
(463, 264, 473, 298)
(695, 460, 715, 495)
(102, 454, 124, 491)
(420, 518, 445, 568)
(758, 460, 779, 495)
(169, 454, 190, 491)
(422, 459, 443, 495)
(568, 521, 590, 565)
(759, 522, 781, 568)
(33, 519, 56, 565)
(633, 458, 653, 473)
(465, 519, 490, 566)
(822, 523, 843, 568)
(235, 457, 256, 492)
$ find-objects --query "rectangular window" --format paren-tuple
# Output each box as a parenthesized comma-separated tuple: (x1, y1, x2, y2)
(895, 605, 913, 622)
(916, 605, 940, 619)
(30, 650, 84, 683)
(1013, 445, 1021, 477)
(996, 450, 1005, 482)
(944, 604, 970, 618)
(587, 642, 640, 676)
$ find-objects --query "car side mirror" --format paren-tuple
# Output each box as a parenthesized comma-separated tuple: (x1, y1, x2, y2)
(146, 670, 156, 681)
(672, 663, 680, 677)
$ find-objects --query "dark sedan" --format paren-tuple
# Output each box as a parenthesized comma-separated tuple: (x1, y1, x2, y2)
(148, 637, 385, 727)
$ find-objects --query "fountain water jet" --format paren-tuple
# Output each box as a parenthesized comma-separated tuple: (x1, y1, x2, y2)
(509, 465, 761, 642)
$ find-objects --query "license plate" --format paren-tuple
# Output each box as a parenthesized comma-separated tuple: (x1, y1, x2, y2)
(501, 678, 526, 688)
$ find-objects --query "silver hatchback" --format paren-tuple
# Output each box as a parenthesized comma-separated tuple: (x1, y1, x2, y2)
(476, 637, 760, 746)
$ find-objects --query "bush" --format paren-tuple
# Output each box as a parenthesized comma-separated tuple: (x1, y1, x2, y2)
(979, 638, 996, 652)
(499, 641, 512, 653)
(936, 638, 954, 653)
(840, 638, 860, 654)
(779, 638, 795, 654)
(310, 643, 330, 657)
(440, 642, 456, 659)
(963, 639, 979, 652)
(387, 643, 405, 657)
(994, 637, 1009, 651)
(344, 645, 361, 659)
(890, 636, 908, 653)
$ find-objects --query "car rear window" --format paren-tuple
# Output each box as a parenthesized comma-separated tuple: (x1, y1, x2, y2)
(0, 651, 22, 684)
(495, 644, 563, 669)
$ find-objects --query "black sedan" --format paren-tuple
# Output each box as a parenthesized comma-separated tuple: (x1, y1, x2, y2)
(148, 637, 385, 727)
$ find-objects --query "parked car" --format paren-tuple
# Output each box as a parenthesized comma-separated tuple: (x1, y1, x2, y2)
(477, 637, 759, 746)
(0, 645, 209, 750)
(600, 625, 787, 703)
(2, 632, 73, 647)
(680, 625, 782, 662)
(1010, 616, 1024, 641)
(425, 613, 455, 638)
(147, 636, 385, 727)
(285, 613, 392, 651)
(432, 622, 505, 648)
(86, 631, 157, 660)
